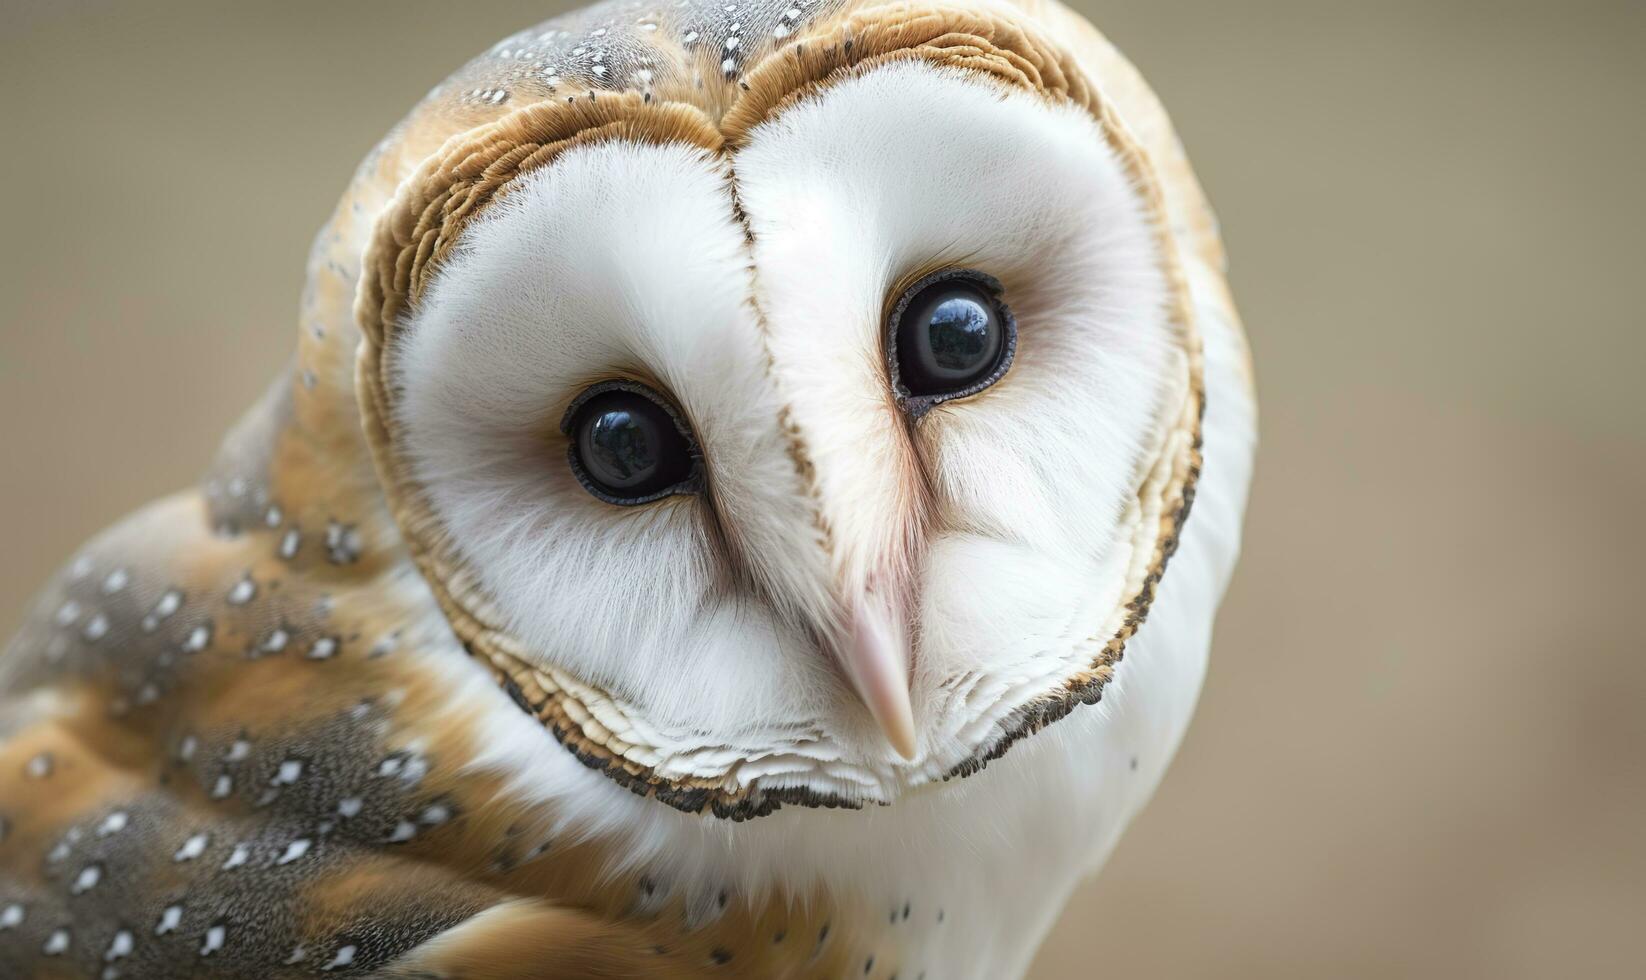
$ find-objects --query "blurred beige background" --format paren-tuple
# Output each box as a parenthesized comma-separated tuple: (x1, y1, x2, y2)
(2, 0, 1642, 976)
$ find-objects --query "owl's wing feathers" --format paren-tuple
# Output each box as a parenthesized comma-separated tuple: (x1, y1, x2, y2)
(0, 378, 850, 976)
(0, 403, 504, 976)
(0, 473, 673, 978)
(0, 363, 597, 976)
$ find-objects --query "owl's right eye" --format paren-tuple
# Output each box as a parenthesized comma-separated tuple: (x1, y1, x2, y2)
(561, 382, 700, 506)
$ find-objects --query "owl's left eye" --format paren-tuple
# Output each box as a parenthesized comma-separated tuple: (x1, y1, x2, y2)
(885, 269, 1016, 417)
(561, 382, 701, 506)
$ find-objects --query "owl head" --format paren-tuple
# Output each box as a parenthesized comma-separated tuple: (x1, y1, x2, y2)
(322, 0, 1241, 819)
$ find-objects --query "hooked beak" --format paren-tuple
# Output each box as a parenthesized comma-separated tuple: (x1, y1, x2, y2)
(844, 591, 918, 760)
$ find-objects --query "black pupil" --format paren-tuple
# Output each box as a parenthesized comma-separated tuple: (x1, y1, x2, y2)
(573, 391, 690, 498)
(896, 282, 1003, 394)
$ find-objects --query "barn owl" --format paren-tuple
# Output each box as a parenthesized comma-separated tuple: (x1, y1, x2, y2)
(0, 0, 1255, 975)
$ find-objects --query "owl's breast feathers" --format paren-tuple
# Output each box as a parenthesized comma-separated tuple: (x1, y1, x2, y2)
(0, 0, 1247, 975)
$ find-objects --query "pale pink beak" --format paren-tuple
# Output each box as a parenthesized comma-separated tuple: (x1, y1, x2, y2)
(845, 592, 919, 760)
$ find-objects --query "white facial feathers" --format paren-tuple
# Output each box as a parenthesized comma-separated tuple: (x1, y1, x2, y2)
(392, 60, 1180, 786)
(393, 141, 835, 738)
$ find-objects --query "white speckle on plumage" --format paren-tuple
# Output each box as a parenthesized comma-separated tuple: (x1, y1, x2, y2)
(210, 774, 233, 800)
(325, 521, 361, 563)
(155, 904, 183, 935)
(25, 752, 52, 779)
(225, 739, 251, 762)
(227, 576, 256, 605)
(323, 944, 357, 971)
(81, 612, 110, 641)
(100, 568, 130, 594)
(54, 600, 82, 628)
(97, 811, 129, 836)
(143, 589, 184, 631)
(337, 797, 363, 818)
(0, 903, 23, 929)
(105, 929, 133, 961)
(43, 927, 70, 956)
(181, 623, 212, 653)
(222, 844, 249, 870)
(174, 833, 208, 862)
(400, 755, 428, 783)
(71, 863, 103, 894)
(200, 924, 225, 956)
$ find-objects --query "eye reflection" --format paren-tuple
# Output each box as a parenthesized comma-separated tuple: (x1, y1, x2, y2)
(920, 293, 999, 379)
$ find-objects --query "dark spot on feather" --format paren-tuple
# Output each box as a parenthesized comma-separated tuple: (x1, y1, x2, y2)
(500, 677, 532, 714)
